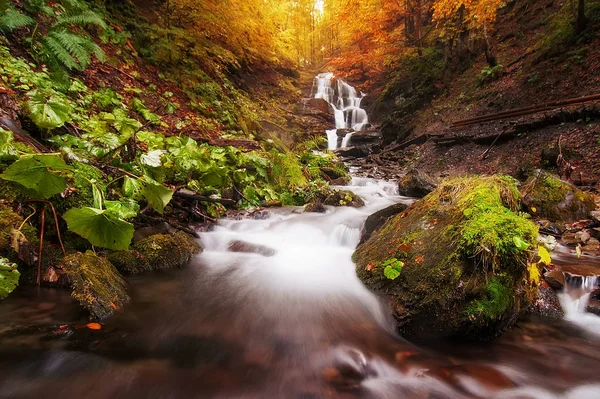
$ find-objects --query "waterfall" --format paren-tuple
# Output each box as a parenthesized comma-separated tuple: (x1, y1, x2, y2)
(558, 274, 600, 335)
(313, 72, 369, 149)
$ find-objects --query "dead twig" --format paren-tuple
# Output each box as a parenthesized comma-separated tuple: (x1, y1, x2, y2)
(37, 207, 45, 286)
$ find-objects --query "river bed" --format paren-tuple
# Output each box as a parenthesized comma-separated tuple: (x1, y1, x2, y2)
(0, 176, 599, 398)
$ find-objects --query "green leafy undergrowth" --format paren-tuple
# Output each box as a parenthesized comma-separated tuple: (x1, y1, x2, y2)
(0, 154, 71, 199)
(1, 0, 107, 74)
(0, 257, 20, 299)
(63, 207, 134, 251)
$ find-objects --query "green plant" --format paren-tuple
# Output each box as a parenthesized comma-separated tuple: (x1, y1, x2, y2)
(1, 0, 107, 73)
(0, 257, 20, 299)
(0, 4, 34, 34)
(0, 154, 71, 199)
(477, 64, 503, 86)
(383, 258, 404, 280)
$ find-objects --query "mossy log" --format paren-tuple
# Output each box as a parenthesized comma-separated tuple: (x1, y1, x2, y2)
(354, 175, 539, 341)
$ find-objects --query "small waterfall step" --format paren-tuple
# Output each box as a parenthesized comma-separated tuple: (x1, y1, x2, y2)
(313, 72, 370, 150)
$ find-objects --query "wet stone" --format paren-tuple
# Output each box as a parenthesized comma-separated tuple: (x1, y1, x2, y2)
(228, 240, 276, 257)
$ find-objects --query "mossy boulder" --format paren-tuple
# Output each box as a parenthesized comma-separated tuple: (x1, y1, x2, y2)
(521, 171, 595, 223)
(109, 230, 202, 274)
(62, 252, 130, 320)
(324, 190, 365, 208)
(398, 168, 438, 198)
(353, 175, 540, 341)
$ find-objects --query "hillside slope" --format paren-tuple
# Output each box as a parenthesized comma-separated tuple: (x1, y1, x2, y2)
(361, 0, 600, 186)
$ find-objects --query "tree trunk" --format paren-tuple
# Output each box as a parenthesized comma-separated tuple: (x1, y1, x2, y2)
(575, 0, 588, 34)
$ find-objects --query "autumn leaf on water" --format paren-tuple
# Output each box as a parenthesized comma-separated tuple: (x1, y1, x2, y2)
(86, 323, 102, 330)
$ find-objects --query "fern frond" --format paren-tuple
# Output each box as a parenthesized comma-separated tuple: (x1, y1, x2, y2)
(39, 33, 79, 70)
(56, 10, 108, 30)
(0, 8, 34, 34)
(54, 30, 92, 68)
(43, 29, 105, 70)
(79, 37, 106, 62)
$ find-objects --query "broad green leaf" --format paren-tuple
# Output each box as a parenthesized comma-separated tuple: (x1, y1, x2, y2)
(137, 131, 165, 150)
(0, 155, 70, 199)
(0, 129, 18, 161)
(122, 176, 143, 199)
(63, 207, 134, 250)
(513, 236, 530, 250)
(142, 182, 174, 214)
(105, 199, 139, 219)
(537, 246, 552, 265)
(384, 266, 401, 280)
(27, 92, 71, 129)
(0, 257, 20, 299)
(201, 170, 225, 187)
(92, 183, 103, 209)
(140, 150, 165, 167)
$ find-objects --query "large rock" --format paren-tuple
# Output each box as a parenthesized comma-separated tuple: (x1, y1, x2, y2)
(353, 176, 539, 341)
(359, 203, 409, 245)
(308, 98, 333, 116)
(109, 230, 202, 275)
(398, 168, 438, 198)
(521, 171, 596, 223)
(349, 131, 381, 145)
(63, 252, 130, 320)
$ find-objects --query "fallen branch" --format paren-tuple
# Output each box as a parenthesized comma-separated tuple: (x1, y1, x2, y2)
(174, 189, 237, 206)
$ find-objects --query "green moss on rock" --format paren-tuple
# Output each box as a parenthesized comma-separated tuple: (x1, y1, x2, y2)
(353, 175, 539, 341)
(107, 250, 152, 275)
(324, 190, 365, 208)
(119, 230, 202, 272)
(521, 171, 596, 222)
(63, 251, 130, 320)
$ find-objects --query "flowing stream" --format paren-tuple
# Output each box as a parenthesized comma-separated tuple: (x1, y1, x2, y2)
(0, 75, 600, 398)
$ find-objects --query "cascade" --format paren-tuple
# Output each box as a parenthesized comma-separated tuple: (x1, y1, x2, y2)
(558, 274, 600, 335)
(313, 72, 369, 149)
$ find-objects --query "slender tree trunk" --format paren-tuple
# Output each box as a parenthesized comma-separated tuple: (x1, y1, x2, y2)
(575, 0, 588, 34)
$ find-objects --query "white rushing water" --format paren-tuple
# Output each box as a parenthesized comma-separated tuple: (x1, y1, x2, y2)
(313, 72, 369, 149)
(558, 274, 600, 335)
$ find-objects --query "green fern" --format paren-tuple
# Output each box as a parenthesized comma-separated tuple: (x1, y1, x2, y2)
(55, 10, 108, 30)
(0, 7, 34, 34)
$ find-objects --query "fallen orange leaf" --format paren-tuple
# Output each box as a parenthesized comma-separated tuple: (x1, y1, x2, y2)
(398, 244, 412, 252)
(86, 323, 102, 330)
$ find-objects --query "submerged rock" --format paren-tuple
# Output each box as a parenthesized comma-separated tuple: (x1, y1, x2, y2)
(109, 230, 202, 275)
(62, 252, 130, 320)
(397, 168, 438, 198)
(353, 176, 540, 341)
(324, 190, 365, 208)
(228, 240, 276, 257)
(521, 171, 596, 223)
(304, 200, 327, 213)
